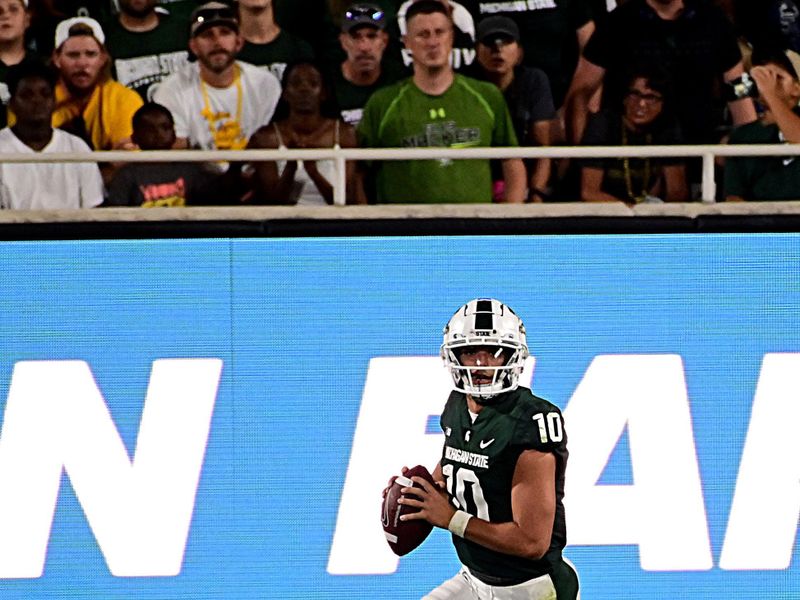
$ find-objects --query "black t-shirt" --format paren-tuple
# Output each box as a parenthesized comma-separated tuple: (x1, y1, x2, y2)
(273, 0, 341, 72)
(583, 0, 742, 143)
(330, 60, 407, 126)
(467, 65, 556, 183)
(106, 162, 216, 207)
(237, 30, 315, 82)
(503, 66, 557, 144)
(0, 52, 44, 129)
(460, 0, 593, 106)
(736, 0, 800, 53)
(580, 108, 684, 201)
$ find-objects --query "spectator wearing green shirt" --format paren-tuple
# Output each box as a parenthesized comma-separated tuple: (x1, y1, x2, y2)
(357, 0, 525, 203)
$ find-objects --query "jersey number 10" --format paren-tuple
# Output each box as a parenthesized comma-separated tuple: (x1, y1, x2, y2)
(533, 412, 564, 444)
(442, 464, 490, 520)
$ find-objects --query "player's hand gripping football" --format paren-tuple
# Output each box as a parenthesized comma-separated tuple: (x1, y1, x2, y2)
(397, 470, 453, 530)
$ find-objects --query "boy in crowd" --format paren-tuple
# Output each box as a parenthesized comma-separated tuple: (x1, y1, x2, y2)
(0, 61, 103, 209)
(107, 102, 215, 206)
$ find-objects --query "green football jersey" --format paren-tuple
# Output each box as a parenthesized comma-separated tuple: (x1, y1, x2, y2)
(439, 386, 569, 582)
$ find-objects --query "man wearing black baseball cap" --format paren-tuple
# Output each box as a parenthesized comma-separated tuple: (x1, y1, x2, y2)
(153, 0, 281, 155)
(473, 15, 556, 201)
(333, 2, 404, 125)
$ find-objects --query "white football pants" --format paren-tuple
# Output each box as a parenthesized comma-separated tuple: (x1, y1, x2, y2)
(422, 567, 559, 600)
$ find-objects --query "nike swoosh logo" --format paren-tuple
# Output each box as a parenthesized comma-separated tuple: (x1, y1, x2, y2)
(479, 439, 495, 449)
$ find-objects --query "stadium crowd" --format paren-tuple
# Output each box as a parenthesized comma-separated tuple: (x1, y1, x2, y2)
(0, 0, 798, 207)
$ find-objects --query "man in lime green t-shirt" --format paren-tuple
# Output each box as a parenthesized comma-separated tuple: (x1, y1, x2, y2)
(357, 0, 525, 203)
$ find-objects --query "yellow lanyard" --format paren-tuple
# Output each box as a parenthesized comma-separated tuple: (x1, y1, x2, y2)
(199, 64, 246, 150)
(621, 122, 652, 203)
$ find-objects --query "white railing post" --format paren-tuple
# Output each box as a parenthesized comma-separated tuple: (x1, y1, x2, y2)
(701, 152, 717, 203)
(334, 148, 347, 206)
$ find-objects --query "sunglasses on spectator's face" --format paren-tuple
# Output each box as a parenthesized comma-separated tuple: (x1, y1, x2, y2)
(344, 5, 384, 22)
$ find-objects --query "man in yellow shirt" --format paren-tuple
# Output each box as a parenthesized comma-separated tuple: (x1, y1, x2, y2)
(51, 16, 143, 150)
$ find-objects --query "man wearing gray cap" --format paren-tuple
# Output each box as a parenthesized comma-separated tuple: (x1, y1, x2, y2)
(153, 1, 281, 152)
(473, 15, 555, 201)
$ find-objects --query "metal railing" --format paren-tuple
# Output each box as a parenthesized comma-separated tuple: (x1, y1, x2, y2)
(2, 143, 799, 205)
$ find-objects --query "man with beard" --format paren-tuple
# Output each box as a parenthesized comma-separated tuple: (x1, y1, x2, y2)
(102, 0, 190, 101)
(153, 1, 281, 151)
(332, 2, 404, 126)
(51, 16, 143, 150)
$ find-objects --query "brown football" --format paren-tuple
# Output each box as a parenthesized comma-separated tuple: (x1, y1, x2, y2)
(381, 464, 435, 556)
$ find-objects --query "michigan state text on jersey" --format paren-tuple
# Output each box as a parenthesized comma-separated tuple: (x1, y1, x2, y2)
(398, 298, 579, 600)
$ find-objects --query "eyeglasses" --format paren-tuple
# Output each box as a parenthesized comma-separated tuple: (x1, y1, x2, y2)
(625, 90, 664, 105)
(344, 5, 385, 22)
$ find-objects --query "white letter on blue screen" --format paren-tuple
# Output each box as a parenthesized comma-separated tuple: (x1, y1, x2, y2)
(563, 354, 713, 571)
(0, 359, 222, 578)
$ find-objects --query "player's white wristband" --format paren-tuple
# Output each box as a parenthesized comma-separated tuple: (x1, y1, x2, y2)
(447, 510, 472, 538)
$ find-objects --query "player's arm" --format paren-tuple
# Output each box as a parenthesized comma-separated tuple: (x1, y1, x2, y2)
(401, 449, 556, 560)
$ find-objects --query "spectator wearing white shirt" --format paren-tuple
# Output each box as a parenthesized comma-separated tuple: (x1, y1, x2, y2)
(0, 61, 103, 209)
(153, 1, 281, 151)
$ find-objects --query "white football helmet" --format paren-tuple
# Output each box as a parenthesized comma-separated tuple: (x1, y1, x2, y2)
(440, 298, 528, 400)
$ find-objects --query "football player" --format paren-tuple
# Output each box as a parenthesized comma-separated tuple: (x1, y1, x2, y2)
(398, 298, 579, 599)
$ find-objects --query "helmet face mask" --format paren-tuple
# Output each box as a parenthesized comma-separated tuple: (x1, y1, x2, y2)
(440, 299, 529, 402)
